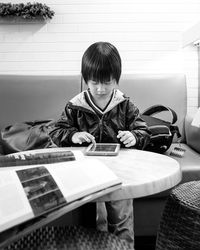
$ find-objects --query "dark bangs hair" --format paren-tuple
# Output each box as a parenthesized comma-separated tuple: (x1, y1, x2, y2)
(81, 42, 122, 84)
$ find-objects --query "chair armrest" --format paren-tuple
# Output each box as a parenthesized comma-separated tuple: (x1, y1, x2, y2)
(185, 113, 200, 153)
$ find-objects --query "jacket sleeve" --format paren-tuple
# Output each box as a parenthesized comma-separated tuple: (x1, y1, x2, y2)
(49, 103, 79, 147)
(126, 100, 151, 150)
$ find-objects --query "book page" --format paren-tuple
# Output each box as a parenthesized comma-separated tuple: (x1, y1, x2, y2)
(0, 171, 33, 232)
(8, 148, 84, 160)
(2, 148, 85, 168)
(47, 159, 121, 203)
(0, 155, 121, 232)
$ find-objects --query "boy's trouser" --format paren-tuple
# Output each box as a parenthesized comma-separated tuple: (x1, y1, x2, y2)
(97, 199, 134, 244)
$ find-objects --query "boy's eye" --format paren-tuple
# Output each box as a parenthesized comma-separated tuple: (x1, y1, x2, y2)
(89, 80, 113, 85)
(92, 81, 111, 85)
(104, 81, 112, 85)
(92, 81, 98, 85)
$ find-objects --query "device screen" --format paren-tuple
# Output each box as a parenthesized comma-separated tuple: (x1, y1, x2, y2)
(85, 143, 120, 156)
(92, 144, 118, 152)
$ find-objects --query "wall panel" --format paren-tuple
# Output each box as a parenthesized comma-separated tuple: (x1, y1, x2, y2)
(0, 0, 200, 112)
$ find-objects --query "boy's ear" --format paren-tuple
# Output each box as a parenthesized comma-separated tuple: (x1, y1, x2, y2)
(114, 79, 118, 86)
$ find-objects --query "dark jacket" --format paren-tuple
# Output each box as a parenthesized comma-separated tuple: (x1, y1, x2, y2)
(50, 89, 151, 149)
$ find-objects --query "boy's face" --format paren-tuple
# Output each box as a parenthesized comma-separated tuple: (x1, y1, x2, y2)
(87, 79, 117, 100)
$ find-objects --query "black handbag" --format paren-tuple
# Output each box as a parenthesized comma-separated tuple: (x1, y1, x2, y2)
(141, 105, 181, 153)
(0, 119, 57, 155)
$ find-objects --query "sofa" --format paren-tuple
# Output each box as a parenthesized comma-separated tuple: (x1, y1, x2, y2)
(0, 73, 200, 237)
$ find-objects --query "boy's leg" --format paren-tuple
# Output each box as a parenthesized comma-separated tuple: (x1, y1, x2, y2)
(105, 199, 134, 244)
(96, 202, 108, 231)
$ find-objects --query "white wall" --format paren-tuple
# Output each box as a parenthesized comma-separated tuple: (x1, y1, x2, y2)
(183, 45, 198, 115)
(1, 0, 200, 113)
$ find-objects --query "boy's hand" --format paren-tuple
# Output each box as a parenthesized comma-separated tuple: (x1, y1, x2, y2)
(117, 130, 136, 147)
(72, 132, 96, 145)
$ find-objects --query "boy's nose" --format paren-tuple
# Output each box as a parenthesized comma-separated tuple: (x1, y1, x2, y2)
(97, 84, 105, 91)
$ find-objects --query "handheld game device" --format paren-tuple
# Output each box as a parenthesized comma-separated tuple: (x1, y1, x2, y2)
(85, 143, 120, 156)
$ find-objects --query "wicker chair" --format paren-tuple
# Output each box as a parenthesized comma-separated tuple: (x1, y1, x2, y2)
(156, 181, 200, 250)
(3, 225, 134, 250)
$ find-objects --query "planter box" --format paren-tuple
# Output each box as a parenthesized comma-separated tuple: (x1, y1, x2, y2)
(0, 16, 48, 24)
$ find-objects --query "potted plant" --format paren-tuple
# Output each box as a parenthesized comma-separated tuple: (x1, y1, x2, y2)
(0, 2, 55, 22)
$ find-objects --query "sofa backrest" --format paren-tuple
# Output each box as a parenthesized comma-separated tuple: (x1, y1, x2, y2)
(0, 75, 81, 129)
(119, 74, 187, 140)
(0, 74, 187, 140)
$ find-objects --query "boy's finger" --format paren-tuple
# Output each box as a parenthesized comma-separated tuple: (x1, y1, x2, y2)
(84, 136, 91, 142)
(78, 138, 83, 144)
(90, 137, 96, 147)
(123, 138, 132, 144)
(120, 134, 129, 141)
(117, 131, 125, 138)
(87, 135, 96, 148)
(85, 133, 96, 146)
(79, 134, 89, 142)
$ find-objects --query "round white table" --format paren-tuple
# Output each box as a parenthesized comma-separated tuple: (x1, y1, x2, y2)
(9, 147, 182, 201)
(79, 147, 182, 201)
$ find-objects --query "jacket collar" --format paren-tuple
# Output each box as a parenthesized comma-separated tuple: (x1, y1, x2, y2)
(69, 89, 126, 114)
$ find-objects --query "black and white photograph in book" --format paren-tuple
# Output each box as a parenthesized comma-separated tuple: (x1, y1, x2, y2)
(16, 166, 67, 216)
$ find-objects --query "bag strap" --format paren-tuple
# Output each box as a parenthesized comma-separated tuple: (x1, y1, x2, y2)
(142, 105, 177, 124)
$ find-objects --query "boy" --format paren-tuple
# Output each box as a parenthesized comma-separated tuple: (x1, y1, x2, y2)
(50, 42, 150, 245)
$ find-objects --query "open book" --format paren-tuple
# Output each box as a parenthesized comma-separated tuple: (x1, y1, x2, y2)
(0, 148, 122, 232)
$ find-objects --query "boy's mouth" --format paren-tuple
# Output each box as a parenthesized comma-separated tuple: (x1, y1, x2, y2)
(96, 92, 106, 95)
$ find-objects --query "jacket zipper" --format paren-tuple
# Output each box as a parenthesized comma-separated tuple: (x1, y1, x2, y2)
(98, 116, 104, 142)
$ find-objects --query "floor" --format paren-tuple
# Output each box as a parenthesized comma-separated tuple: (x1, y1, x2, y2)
(135, 236, 156, 250)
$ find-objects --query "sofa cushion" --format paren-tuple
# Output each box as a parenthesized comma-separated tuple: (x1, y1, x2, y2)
(165, 143, 200, 183)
